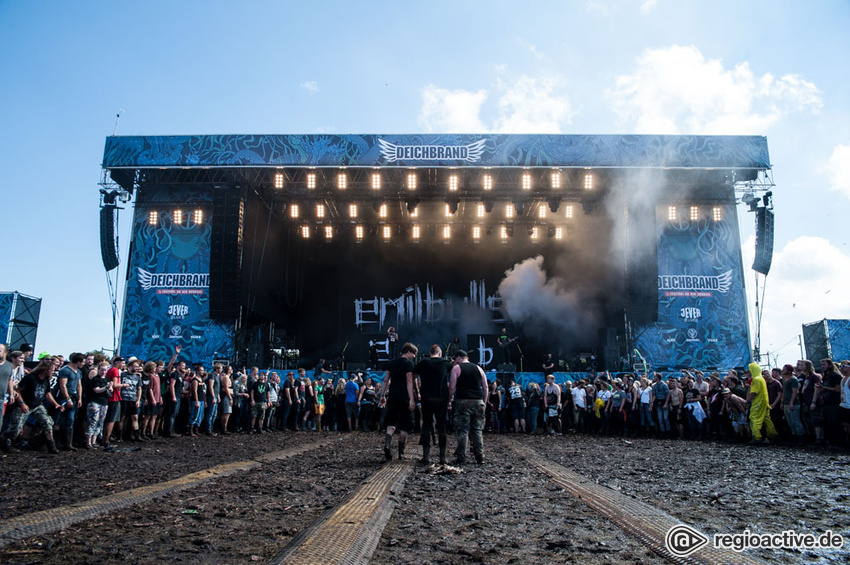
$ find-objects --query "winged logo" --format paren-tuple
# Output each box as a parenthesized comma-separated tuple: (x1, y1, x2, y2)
(377, 138, 399, 163)
(716, 269, 733, 294)
(465, 139, 487, 161)
(138, 268, 155, 291)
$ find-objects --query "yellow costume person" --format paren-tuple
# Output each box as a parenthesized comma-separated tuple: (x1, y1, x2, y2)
(748, 362, 778, 443)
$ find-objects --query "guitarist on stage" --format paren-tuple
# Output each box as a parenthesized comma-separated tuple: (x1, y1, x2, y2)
(497, 328, 517, 366)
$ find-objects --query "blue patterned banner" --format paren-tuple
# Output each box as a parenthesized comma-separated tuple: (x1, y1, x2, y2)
(0, 293, 13, 345)
(119, 186, 234, 364)
(633, 204, 751, 370)
(103, 134, 770, 169)
(826, 319, 850, 361)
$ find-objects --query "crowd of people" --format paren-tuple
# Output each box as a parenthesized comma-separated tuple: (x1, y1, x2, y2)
(2, 340, 849, 459)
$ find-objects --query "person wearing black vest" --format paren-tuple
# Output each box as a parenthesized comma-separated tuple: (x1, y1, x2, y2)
(448, 350, 489, 465)
(414, 344, 452, 465)
(382, 342, 417, 461)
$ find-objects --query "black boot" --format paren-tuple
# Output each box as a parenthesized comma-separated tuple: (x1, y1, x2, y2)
(398, 441, 406, 460)
(46, 438, 59, 454)
(439, 444, 447, 465)
(419, 445, 430, 465)
(383, 434, 392, 461)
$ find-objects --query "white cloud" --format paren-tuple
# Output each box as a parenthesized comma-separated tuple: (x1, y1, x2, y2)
(743, 235, 850, 362)
(418, 75, 574, 133)
(641, 0, 659, 13)
(418, 86, 488, 133)
(300, 81, 319, 92)
(607, 45, 822, 134)
(826, 144, 850, 199)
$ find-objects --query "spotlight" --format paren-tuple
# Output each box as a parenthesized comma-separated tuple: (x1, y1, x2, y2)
(482, 174, 493, 191)
(667, 206, 677, 221)
(383, 226, 391, 240)
(554, 227, 564, 240)
(407, 172, 417, 190)
(505, 203, 515, 219)
(173, 209, 184, 224)
(565, 204, 574, 219)
(316, 204, 325, 218)
(412, 224, 421, 241)
(551, 171, 561, 189)
(712, 206, 722, 221)
(379, 204, 388, 218)
(193, 209, 204, 224)
(583, 173, 593, 190)
(301, 225, 310, 238)
(306, 172, 316, 189)
(148, 211, 158, 226)
(529, 226, 539, 240)
(448, 175, 458, 191)
(472, 225, 481, 241)
(337, 173, 348, 190)
(538, 205, 547, 219)
(762, 191, 773, 207)
(371, 172, 381, 190)
(289, 204, 300, 219)
(442, 225, 451, 241)
(689, 206, 698, 221)
(324, 226, 333, 240)
(741, 191, 759, 212)
(476, 204, 485, 218)
(355, 225, 364, 241)
(521, 173, 532, 190)
(512, 199, 525, 216)
(348, 204, 358, 218)
(274, 172, 284, 189)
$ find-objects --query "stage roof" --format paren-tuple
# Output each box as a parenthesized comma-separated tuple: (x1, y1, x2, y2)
(103, 134, 770, 171)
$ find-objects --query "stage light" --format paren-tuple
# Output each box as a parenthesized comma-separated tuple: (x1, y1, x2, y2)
(383, 226, 391, 240)
(713, 206, 722, 221)
(445, 204, 452, 217)
(667, 206, 677, 221)
(443, 225, 451, 240)
(290, 204, 300, 219)
(324, 226, 333, 239)
(689, 206, 699, 221)
(348, 204, 358, 218)
(355, 225, 364, 241)
(505, 204, 515, 219)
(551, 171, 561, 189)
(306, 173, 317, 189)
(554, 227, 564, 240)
(301, 226, 310, 238)
(148, 211, 158, 226)
(565, 205, 574, 219)
(274, 172, 284, 189)
(538, 206, 547, 219)
(477, 204, 485, 218)
(448, 175, 458, 191)
(472, 225, 481, 241)
(410, 206, 419, 218)
(371, 172, 381, 190)
(316, 204, 326, 218)
(412, 224, 421, 241)
(499, 225, 509, 242)
(407, 173, 417, 190)
(173, 209, 183, 224)
(530, 226, 540, 240)
(337, 173, 348, 190)
(193, 209, 204, 224)
(521, 173, 532, 190)
(483, 174, 493, 191)
(584, 173, 593, 190)
(379, 204, 388, 218)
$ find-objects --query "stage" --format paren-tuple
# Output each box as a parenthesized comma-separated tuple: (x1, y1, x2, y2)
(99, 134, 772, 372)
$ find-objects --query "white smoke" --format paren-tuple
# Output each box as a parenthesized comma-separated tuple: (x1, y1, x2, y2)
(497, 255, 600, 344)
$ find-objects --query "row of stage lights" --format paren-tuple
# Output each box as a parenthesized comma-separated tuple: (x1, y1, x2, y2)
(145, 204, 723, 230)
(273, 171, 594, 191)
(297, 223, 564, 243)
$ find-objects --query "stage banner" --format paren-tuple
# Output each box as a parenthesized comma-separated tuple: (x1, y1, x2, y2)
(0, 293, 13, 345)
(826, 319, 850, 361)
(634, 204, 750, 370)
(119, 186, 234, 364)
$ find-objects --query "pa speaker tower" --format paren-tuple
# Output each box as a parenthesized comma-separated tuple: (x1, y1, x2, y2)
(100, 205, 119, 271)
(752, 207, 774, 275)
(209, 186, 245, 321)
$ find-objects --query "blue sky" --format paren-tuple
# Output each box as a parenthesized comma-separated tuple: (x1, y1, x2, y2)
(2, 0, 849, 365)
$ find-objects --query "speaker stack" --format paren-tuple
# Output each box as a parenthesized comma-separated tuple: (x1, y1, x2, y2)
(209, 186, 245, 321)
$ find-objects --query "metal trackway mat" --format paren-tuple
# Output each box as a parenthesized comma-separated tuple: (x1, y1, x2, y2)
(0, 438, 331, 548)
(506, 439, 767, 565)
(269, 460, 413, 565)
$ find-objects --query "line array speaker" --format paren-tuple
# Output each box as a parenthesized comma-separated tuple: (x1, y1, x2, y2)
(209, 187, 245, 321)
(752, 207, 774, 275)
(100, 205, 120, 271)
(626, 204, 659, 325)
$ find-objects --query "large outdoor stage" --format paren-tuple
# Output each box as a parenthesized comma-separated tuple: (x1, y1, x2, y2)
(100, 134, 772, 372)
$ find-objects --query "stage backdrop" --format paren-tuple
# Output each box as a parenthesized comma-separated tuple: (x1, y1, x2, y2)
(633, 203, 751, 370)
(119, 186, 234, 363)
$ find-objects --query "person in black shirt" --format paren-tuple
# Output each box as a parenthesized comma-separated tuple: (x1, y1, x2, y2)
(414, 344, 452, 465)
(250, 372, 270, 433)
(382, 342, 417, 461)
(448, 350, 489, 464)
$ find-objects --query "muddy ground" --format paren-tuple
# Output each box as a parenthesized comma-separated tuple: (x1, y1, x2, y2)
(1, 431, 848, 564)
